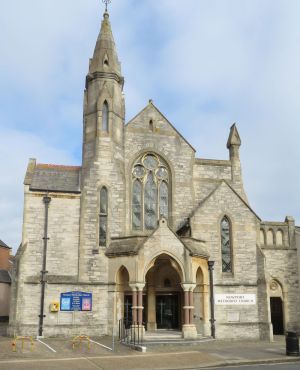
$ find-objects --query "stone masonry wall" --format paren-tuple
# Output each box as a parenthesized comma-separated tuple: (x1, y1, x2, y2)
(262, 247, 300, 332)
(21, 191, 80, 280)
(125, 103, 196, 233)
(191, 182, 264, 339)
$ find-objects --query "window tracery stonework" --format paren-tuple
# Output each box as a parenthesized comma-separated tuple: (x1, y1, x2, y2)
(221, 216, 232, 273)
(132, 153, 170, 231)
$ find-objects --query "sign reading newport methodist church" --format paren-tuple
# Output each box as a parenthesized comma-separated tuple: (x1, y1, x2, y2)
(60, 292, 92, 311)
(215, 294, 256, 305)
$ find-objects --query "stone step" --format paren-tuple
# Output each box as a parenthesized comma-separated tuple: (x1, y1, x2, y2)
(144, 330, 182, 340)
(142, 337, 214, 347)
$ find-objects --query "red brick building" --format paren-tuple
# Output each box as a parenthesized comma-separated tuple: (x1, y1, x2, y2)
(0, 240, 12, 321)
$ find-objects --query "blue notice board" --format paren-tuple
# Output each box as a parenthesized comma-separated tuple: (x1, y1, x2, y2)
(60, 291, 92, 312)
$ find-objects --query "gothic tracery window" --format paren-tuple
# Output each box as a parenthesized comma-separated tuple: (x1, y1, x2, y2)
(132, 153, 170, 231)
(102, 101, 109, 132)
(221, 216, 232, 273)
(99, 187, 108, 246)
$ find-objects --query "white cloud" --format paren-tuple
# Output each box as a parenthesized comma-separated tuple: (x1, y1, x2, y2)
(0, 128, 74, 250)
(0, 0, 299, 252)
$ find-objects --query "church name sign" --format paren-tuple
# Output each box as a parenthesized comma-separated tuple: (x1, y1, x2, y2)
(215, 294, 256, 305)
(60, 291, 92, 311)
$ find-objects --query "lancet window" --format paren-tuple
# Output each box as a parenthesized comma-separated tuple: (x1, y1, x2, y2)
(132, 153, 170, 231)
(99, 187, 108, 246)
(102, 101, 109, 132)
(221, 216, 232, 273)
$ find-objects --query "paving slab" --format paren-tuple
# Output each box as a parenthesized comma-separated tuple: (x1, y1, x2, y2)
(0, 335, 299, 370)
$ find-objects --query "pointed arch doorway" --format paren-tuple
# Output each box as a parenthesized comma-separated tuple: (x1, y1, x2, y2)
(145, 254, 183, 331)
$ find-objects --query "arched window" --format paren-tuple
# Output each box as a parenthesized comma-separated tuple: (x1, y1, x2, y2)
(221, 216, 232, 273)
(102, 101, 109, 132)
(159, 181, 169, 219)
(132, 180, 142, 230)
(144, 172, 157, 230)
(276, 230, 283, 246)
(132, 153, 170, 231)
(267, 229, 275, 245)
(149, 119, 154, 132)
(260, 229, 266, 245)
(99, 187, 108, 246)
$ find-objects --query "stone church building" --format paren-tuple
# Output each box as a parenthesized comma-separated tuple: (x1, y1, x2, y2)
(9, 10, 300, 340)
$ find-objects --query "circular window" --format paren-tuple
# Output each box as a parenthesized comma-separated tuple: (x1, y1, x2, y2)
(143, 154, 159, 170)
(133, 165, 146, 178)
(156, 166, 168, 180)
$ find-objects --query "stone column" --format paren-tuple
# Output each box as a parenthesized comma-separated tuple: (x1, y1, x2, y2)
(147, 272, 156, 330)
(129, 284, 138, 324)
(189, 289, 194, 325)
(138, 290, 143, 325)
(135, 283, 145, 327)
(181, 283, 197, 339)
(183, 290, 190, 325)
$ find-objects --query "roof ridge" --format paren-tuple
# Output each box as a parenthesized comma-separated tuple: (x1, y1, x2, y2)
(36, 164, 81, 171)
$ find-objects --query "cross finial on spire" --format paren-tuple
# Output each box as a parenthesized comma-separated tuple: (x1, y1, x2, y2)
(102, 0, 111, 13)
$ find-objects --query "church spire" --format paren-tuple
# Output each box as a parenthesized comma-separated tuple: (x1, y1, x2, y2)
(88, 8, 122, 79)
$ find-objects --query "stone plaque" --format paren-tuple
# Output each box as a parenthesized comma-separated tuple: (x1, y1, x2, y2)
(215, 294, 256, 305)
(227, 312, 240, 322)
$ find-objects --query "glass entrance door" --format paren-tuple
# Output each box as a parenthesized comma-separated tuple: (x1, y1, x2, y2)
(156, 295, 179, 329)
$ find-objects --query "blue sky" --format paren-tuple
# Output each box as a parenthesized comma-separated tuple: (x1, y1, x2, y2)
(1, 0, 299, 252)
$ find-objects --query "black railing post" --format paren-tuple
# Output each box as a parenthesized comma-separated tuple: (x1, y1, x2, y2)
(208, 260, 216, 338)
(38, 194, 51, 337)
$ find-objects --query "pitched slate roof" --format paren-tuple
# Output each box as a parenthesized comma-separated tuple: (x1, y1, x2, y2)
(106, 236, 148, 257)
(0, 240, 10, 249)
(106, 232, 208, 258)
(28, 164, 81, 193)
(0, 269, 11, 283)
(180, 237, 209, 258)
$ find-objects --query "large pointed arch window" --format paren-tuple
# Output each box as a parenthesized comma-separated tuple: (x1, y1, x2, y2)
(99, 187, 108, 246)
(221, 216, 232, 273)
(102, 101, 109, 132)
(132, 153, 170, 231)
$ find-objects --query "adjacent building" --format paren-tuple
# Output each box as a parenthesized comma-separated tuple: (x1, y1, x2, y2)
(0, 239, 12, 322)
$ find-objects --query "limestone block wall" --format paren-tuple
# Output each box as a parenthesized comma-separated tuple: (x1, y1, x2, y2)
(43, 284, 108, 337)
(260, 222, 289, 247)
(10, 283, 108, 337)
(21, 191, 80, 280)
(125, 104, 195, 232)
(193, 159, 232, 207)
(79, 145, 125, 282)
(191, 182, 263, 339)
(262, 247, 300, 332)
(296, 228, 300, 295)
(256, 246, 272, 340)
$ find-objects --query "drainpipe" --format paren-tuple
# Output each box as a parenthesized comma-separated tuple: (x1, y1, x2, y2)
(38, 194, 51, 337)
(208, 260, 216, 338)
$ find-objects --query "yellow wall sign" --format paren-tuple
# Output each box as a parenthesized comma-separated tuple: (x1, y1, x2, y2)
(49, 302, 59, 312)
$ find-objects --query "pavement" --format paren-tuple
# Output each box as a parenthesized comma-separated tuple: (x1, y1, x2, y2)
(0, 334, 299, 370)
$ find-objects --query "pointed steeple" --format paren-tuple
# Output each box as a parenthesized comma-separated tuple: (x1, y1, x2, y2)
(226, 123, 248, 203)
(88, 11, 122, 78)
(227, 123, 241, 149)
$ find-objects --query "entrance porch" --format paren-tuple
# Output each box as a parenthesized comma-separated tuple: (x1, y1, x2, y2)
(116, 253, 210, 340)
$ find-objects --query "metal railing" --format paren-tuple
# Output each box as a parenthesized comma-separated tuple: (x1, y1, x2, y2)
(118, 319, 144, 346)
